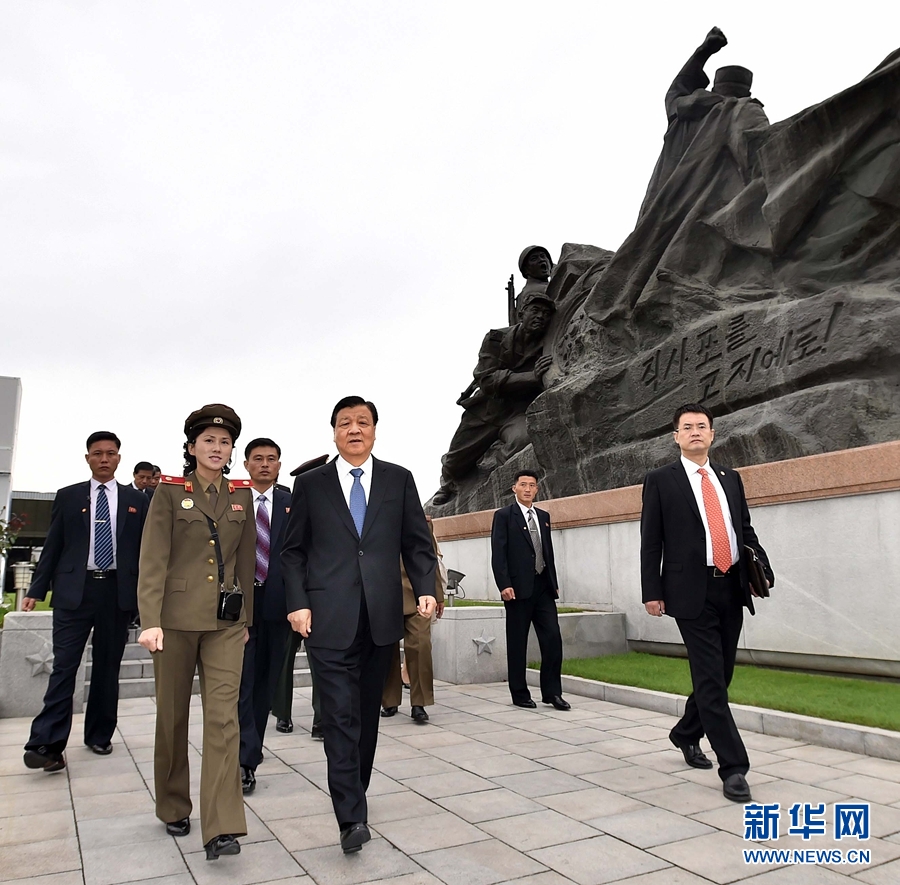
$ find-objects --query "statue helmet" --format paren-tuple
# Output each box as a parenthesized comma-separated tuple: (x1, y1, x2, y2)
(713, 65, 753, 96)
(518, 245, 553, 277)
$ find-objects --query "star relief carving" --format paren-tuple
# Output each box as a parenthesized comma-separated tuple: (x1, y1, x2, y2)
(472, 629, 496, 655)
(26, 642, 54, 677)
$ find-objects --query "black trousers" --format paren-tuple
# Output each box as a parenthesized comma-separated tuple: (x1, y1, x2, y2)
(503, 571, 563, 704)
(26, 574, 131, 753)
(271, 628, 321, 727)
(238, 591, 293, 770)
(672, 570, 749, 781)
(306, 593, 393, 829)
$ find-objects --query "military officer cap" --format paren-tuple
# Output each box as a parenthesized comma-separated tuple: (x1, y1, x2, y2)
(519, 291, 556, 313)
(714, 65, 753, 92)
(183, 403, 242, 441)
(290, 454, 330, 477)
(518, 245, 553, 276)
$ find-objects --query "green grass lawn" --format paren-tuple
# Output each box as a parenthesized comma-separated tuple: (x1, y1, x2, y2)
(450, 598, 583, 614)
(546, 652, 900, 732)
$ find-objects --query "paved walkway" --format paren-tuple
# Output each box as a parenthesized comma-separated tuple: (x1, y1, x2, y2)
(2, 682, 900, 885)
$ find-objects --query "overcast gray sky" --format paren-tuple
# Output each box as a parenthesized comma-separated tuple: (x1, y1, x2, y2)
(2, 1, 894, 498)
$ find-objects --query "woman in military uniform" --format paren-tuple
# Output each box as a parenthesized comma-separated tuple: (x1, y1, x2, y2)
(137, 404, 255, 860)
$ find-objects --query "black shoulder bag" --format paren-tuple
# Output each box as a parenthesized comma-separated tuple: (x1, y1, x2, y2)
(207, 516, 244, 621)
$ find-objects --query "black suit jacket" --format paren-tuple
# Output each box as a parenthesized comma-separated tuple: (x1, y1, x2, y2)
(261, 486, 292, 622)
(27, 480, 149, 612)
(491, 503, 559, 600)
(281, 456, 437, 649)
(640, 459, 774, 619)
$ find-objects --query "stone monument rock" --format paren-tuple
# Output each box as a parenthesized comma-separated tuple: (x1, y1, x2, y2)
(430, 33, 900, 514)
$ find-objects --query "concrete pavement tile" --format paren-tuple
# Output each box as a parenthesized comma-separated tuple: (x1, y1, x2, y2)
(67, 753, 139, 779)
(550, 728, 628, 746)
(375, 810, 490, 853)
(0, 838, 81, 882)
(403, 771, 495, 799)
(590, 806, 715, 848)
(579, 717, 648, 733)
(70, 771, 146, 797)
(741, 734, 805, 753)
(579, 738, 656, 758)
(755, 759, 854, 786)
(368, 790, 445, 824)
(621, 749, 702, 775)
(394, 731, 474, 749)
(480, 710, 549, 726)
(128, 746, 156, 763)
(74, 790, 151, 821)
(291, 760, 330, 791)
(606, 870, 717, 884)
(436, 788, 544, 823)
(244, 782, 334, 821)
(444, 720, 519, 736)
(77, 812, 170, 848)
(0, 809, 75, 845)
(0, 874, 85, 885)
(365, 771, 409, 797)
(0, 787, 73, 818)
(516, 718, 589, 736)
(670, 767, 776, 789)
(618, 781, 732, 816)
(185, 838, 305, 885)
(0, 757, 31, 776)
(530, 835, 668, 885)
(748, 778, 852, 807)
(355, 873, 443, 885)
(773, 744, 868, 767)
(540, 786, 649, 820)
(475, 727, 547, 745)
(82, 838, 186, 885)
(375, 756, 460, 780)
(293, 836, 420, 884)
(455, 753, 547, 778)
(543, 752, 630, 776)
(502, 739, 588, 759)
(414, 838, 547, 885)
(121, 732, 157, 749)
(493, 874, 577, 885)
(854, 858, 900, 883)
(607, 726, 671, 743)
(580, 765, 685, 795)
(691, 803, 755, 837)
(438, 741, 510, 763)
(812, 775, 900, 806)
(840, 800, 900, 838)
(738, 867, 854, 883)
(765, 832, 900, 874)
(0, 772, 70, 795)
(493, 770, 595, 799)
(650, 831, 782, 883)
(479, 809, 599, 851)
(373, 744, 424, 763)
(605, 707, 664, 721)
(268, 812, 342, 852)
(835, 757, 900, 782)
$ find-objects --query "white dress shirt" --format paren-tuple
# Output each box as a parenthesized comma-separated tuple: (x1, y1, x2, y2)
(516, 500, 543, 546)
(336, 455, 373, 508)
(251, 484, 275, 519)
(87, 478, 118, 570)
(680, 455, 739, 567)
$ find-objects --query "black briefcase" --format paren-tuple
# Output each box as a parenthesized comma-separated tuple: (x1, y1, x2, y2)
(743, 545, 769, 598)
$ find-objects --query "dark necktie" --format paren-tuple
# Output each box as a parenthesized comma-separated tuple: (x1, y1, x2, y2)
(255, 495, 270, 582)
(349, 468, 366, 536)
(207, 483, 218, 513)
(698, 468, 732, 572)
(94, 484, 114, 569)
(527, 509, 545, 574)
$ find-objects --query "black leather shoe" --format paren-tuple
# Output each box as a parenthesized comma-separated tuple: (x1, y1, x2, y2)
(241, 765, 256, 795)
(513, 699, 537, 708)
(340, 822, 371, 853)
(670, 735, 713, 769)
(380, 706, 398, 717)
(310, 723, 324, 740)
(205, 834, 241, 860)
(543, 696, 571, 711)
(275, 718, 293, 734)
(411, 705, 429, 722)
(23, 747, 66, 772)
(723, 773, 752, 802)
(166, 817, 190, 837)
(86, 743, 113, 755)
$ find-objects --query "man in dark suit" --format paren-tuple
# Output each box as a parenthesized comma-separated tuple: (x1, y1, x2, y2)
(641, 403, 774, 802)
(491, 470, 569, 711)
(22, 431, 149, 772)
(282, 396, 437, 853)
(237, 438, 292, 794)
(131, 461, 155, 499)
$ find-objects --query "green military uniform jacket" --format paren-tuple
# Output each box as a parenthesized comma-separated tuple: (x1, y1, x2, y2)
(138, 472, 256, 631)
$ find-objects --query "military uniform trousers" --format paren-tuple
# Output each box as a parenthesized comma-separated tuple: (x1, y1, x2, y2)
(382, 611, 435, 708)
(152, 623, 246, 844)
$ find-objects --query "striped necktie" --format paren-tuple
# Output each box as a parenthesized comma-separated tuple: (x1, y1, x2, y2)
(94, 484, 114, 569)
(255, 495, 270, 582)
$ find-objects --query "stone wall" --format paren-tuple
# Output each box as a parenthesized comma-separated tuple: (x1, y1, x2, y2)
(434, 441, 900, 677)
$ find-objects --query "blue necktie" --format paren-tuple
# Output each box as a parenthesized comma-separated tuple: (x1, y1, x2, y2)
(349, 468, 366, 536)
(95, 484, 114, 569)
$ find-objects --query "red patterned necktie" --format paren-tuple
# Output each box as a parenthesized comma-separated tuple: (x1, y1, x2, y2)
(255, 495, 270, 582)
(698, 468, 732, 573)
